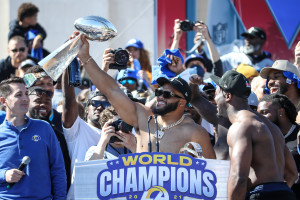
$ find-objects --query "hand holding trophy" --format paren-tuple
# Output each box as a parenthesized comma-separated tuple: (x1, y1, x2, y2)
(38, 16, 117, 81)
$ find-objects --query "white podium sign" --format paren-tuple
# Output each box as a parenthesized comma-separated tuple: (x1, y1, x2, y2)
(75, 152, 230, 200)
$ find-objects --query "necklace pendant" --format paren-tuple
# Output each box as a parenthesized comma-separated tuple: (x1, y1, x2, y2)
(155, 130, 164, 139)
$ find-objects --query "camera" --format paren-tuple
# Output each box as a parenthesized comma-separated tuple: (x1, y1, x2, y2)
(109, 119, 133, 143)
(180, 20, 195, 32)
(109, 48, 129, 70)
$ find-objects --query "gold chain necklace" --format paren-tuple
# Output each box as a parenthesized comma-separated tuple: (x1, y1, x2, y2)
(154, 115, 185, 139)
(161, 115, 185, 131)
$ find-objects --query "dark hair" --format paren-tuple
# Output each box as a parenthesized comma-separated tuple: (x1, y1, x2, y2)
(260, 93, 297, 124)
(24, 65, 45, 75)
(17, 3, 39, 22)
(0, 77, 25, 98)
(99, 107, 118, 128)
(139, 49, 151, 72)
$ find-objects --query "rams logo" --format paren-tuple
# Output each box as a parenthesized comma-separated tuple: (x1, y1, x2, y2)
(141, 186, 169, 200)
(32, 135, 41, 142)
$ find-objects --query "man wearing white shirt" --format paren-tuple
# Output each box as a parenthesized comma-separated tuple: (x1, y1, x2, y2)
(61, 71, 110, 200)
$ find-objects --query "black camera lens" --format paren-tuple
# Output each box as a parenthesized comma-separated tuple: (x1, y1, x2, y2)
(108, 48, 129, 70)
(119, 121, 133, 133)
(180, 20, 194, 32)
(114, 49, 129, 65)
(109, 119, 133, 143)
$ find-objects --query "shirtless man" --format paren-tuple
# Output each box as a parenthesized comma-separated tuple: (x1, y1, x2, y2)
(211, 70, 296, 199)
(71, 33, 215, 158)
(189, 75, 231, 160)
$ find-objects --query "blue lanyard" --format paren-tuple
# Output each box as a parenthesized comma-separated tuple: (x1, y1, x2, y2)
(49, 109, 54, 122)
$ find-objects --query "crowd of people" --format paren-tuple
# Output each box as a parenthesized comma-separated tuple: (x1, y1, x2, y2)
(0, 2, 300, 200)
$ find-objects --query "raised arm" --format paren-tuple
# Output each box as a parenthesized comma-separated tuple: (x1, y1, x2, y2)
(75, 34, 139, 127)
(189, 76, 218, 125)
(170, 19, 183, 50)
(62, 68, 79, 128)
(194, 22, 223, 76)
(194, 22, 220, 63)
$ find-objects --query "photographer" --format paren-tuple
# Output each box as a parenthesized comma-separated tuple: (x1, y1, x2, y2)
(85, 107, 136, 160)
(170, 19, 216, 74)
(117, 68, 138, 92)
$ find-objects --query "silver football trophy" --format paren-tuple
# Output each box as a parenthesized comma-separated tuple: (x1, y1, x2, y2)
(38, 16, 117, 81)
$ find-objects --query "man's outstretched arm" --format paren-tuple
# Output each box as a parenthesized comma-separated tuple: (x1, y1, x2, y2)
(74, 33, 139, 127)
(189, 76, 218, 126)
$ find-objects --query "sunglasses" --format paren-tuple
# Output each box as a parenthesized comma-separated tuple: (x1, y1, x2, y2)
(120, 79, 136, 85)
(155, 88, 184, 99)
(89, 100, 110, 108)
(11, 47, 26, 53)
(29, 88, 53, 97)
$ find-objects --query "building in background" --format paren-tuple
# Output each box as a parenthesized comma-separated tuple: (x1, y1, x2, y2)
(0, 0, 299, 67)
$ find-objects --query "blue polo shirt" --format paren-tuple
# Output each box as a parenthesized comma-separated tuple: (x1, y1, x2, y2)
(0, 116, 66, 199)
(0, 110, 6, 124)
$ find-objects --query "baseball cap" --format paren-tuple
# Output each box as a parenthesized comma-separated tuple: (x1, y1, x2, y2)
(184, 54, 205, 67)
(241, 27, 266, 40)
(117, 68, 138, 82)
(20, 59, 36, 69)
(211, 70, 251, 99)
(201, 83, 216, 92)
(260, 60, 300, 79)
(125, 38, 144, 49)
(236, 63, 259, 79)
(157, 76, 192, 103)
(87, 90, 105, 101)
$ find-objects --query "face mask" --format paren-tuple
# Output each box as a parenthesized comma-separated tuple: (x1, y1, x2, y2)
(188, 65, 205, 77)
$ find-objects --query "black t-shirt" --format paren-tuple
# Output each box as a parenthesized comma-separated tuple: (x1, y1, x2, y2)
(0, 56, 39, 83)
(0, 57, 16, 82)
(8, 19, 47, 41)
(47, 109, 71, 191)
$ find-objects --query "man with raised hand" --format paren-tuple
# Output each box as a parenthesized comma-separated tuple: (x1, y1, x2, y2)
(70, 32, 215, 158)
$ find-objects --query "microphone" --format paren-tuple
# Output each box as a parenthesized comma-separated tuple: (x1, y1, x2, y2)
(137, 78, 144, 91)
(147, 116, 153, 152)
(153, 115, 159, 152)
(7, 156, 31, 189)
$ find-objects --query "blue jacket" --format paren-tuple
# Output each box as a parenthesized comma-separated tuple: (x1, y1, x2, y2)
(0, 116, 66, 199)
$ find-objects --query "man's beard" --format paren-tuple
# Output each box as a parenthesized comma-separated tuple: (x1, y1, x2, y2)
(152, 101, 179, 116)
(243, 44, 261, 54)
(29, 108, 50, 121)
(278, 82, 289, 95)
